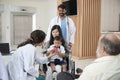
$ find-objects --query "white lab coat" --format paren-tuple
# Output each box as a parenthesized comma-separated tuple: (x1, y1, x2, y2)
(0, 53, 9, 80)
(46, 16, 76, 44)
(7, 44, 48, 80)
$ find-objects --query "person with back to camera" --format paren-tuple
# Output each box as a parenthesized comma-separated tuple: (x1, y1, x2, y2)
(46, 3, 76, 48)
(46, 36, 66, 79)
(79, 33, 120, 80)
(7, 30, 54, 80)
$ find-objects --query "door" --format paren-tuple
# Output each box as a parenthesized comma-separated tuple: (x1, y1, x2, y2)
(13, 15, 32, 45)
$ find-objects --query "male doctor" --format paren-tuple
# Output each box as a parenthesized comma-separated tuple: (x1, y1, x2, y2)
(46, 3, 76, 47)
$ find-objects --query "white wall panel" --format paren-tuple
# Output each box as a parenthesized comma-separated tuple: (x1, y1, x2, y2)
(0, 0, 57, 45)
(101, 0, 120, 32)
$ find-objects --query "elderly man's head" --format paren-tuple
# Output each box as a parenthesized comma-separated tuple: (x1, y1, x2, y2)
(96, 34, 120, 58)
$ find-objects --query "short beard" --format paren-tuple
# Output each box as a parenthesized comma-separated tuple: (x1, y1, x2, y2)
(59, 13, 65, 17)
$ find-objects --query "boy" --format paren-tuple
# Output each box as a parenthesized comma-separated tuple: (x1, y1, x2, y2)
(47, 36, 66, 79)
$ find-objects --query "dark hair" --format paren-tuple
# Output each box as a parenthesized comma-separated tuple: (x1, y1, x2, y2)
(49, 25, 65, 47)
(58, 4, 67, 10)
(54, 36, 63, 42)
(100, 36, 120, 55)
(17, 30, 46, 48)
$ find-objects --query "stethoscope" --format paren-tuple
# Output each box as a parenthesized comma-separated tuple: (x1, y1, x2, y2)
(57, 16, 69, 28)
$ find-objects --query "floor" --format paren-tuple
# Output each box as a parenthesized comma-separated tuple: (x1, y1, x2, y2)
(73, 58, 95, 70)
(73, 58, 95, 80)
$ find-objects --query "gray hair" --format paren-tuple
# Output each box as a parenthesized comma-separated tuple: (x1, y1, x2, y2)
(100, 34, 120, 55)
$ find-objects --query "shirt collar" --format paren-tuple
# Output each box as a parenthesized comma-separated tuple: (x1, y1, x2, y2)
(94, 55, 120, 63)
(54, 46, 60, 48)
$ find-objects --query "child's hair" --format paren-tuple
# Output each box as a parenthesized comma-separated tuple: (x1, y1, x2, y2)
(54, 36, 63, 42)
(17, 30, 46, 48)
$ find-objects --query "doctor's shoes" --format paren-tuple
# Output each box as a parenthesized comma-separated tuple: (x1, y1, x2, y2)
(52, 71, 57, 80)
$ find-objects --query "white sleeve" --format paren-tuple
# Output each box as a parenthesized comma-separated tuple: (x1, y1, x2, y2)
(69, 18, 76, 44)
(45, 18, 55, 42)
(45, 17, 58, 42)
(79, 71, 95, 80)
(23, 50, 39, 78)
(60, 46, 65, 54)
(45, 25, 51, 42)
(23, 54, 48, 78)
(35, 55, 48, 64)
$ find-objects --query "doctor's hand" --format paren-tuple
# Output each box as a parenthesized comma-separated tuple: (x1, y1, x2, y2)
(39, 71, 45, 76)
(47, 52, 55, 59)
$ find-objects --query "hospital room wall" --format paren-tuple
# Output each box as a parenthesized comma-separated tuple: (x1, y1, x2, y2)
(0, 0, 57, 44)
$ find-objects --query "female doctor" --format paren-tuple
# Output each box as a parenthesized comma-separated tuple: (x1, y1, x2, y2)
(7, 30, 53, 80)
